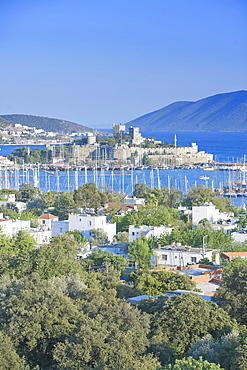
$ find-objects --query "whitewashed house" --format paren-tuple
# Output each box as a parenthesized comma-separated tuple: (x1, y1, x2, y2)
(151, 245, 220, 267)
(0, 214, 30, 237)
(0, 193, 26, 213)
(51, 220, 69, 236)
(29, 228, 52, 245)
(192, 203, 232, 225)
(124, 196, 145, 205)
(38, 213, 59, 230)
(129, 225, 173, 243)
(231, 231, 247, 243)
(51, 213, 116, 243)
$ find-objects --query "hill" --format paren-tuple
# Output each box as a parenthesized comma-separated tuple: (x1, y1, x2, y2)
(126, 90, 247, 131)
(0, 114, 109, 136)
(0, 116, 15, 128)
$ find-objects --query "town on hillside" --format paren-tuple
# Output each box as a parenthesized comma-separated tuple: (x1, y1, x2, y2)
(0, 179, 247, 368)
(0, 122, 247, 369)
(0, 120, 213, 169)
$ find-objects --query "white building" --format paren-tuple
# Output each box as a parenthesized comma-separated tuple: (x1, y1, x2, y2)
(151, 245, 219, 267)
(129, 225, 173, 243)
(51, 220, 69, 236)
(29, 228, 52, 245)
(38, 213, 59, 230)
(68, 214, 116, 243)
(231, 232, 247, 243)
(0, 215, 30, 237)
(124, 196, 145, 205)
(0, 156, 14, 166)
(51, 213, 116, 243)
(192, 203, 232, 225)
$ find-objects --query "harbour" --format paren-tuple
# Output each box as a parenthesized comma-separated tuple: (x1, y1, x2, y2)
(1, 130, 247, 207)
(0, 164, 247, 207)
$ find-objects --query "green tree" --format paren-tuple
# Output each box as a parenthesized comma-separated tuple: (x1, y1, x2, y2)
(53, 293, 158, 370)
(133, 183, 149, 198)
(145, 186, 182, 208)
(112, 231, 130, 243)
(183, 185, 216, 207)
(141, 293, 237, 357)
(31, 234, 84, 279)
(158, 226, 233, 249)
(88, 249, 128, 272)
(8, 230, 37, 277)
(128, 236, 153, 269)
(128, 269, 196, 295)
(0, 331, 26, 369)
(0, 206, 19, 220)
(215, 258, 247, 325)
(66, 230, 88, 247)
(187, 330, 242, 370)
(73, 183, 106, 212)
(53, 191, 76, 220)
(43, 191, 57, 208)
(0, 275, 83, 369)
(163, 356, 223, 370)
(16, 182, 41, 203)
(113, 205, 180, 233)
(183, 185, 233, 212)
(90, 228, 109, 246)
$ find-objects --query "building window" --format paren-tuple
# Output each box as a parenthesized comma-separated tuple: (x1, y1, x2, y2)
(161, 254, 167, 261)
(191, 257, 197, 263)
(88, 221, 92, 226)
(60, 228, 63, 233)
(42, 220, 45, 224)
(132, 232, 135, 236)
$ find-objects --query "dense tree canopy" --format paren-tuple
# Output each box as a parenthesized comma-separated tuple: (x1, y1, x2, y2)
(16, 182, 42, 203)
(113, 205, 180, 233)
(215, 258, 247, 325)
(139, 293, 237, 357)
(163, 356, 224, 370)
(0, 331, 26, 369)
(182, 185, 233, 212)
(86, 249, 128, 272)
(127, 269, 196, 295)
(157, 226, 233, 249)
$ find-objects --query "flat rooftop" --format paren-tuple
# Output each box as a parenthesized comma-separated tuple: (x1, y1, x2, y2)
(177, 268, 214, 276)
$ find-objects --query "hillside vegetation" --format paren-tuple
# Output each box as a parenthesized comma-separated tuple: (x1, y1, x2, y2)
(126, 90, 247, 131)
(0, 114, 109, 135)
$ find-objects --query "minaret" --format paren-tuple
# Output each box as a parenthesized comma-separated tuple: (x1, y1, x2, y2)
(174, 134, 177, 147)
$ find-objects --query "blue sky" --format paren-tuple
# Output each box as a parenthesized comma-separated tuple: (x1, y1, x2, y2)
(0, 0, 246, 128)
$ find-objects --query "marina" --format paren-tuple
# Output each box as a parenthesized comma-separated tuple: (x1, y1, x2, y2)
(1, 131, 247, 207)
(1, 164, 247, 207)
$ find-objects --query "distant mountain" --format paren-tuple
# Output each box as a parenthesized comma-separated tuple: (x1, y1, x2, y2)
(0, 114, 109, 136)
(126, 90, 247, 131)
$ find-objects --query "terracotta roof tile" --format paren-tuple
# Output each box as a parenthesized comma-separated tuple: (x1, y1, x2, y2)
(38, 213, 58, 220)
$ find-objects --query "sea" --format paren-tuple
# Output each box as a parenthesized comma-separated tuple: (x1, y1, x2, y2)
(1, 131, 247, 207)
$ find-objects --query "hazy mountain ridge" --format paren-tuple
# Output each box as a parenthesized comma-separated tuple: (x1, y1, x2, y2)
(0, 114, 108, 135)
(126, 90, 247, 131)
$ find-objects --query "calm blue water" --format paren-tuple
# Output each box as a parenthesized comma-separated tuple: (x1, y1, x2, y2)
(142, 131, 247, 163)
(0, 144, 46, 156)
(1, 133, 247, 207)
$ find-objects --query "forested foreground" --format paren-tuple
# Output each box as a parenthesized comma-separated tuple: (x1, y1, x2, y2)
(0, 230, 247, 369)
